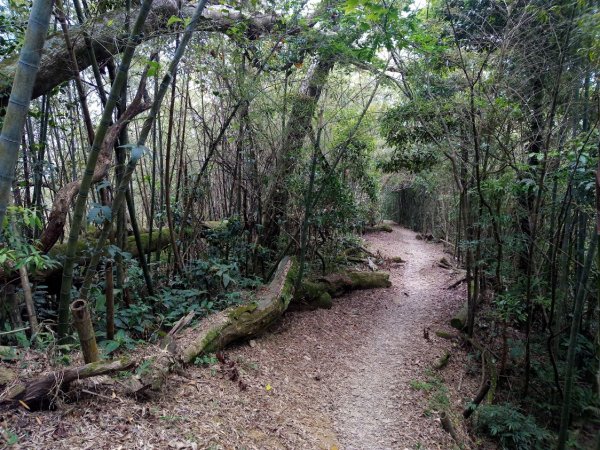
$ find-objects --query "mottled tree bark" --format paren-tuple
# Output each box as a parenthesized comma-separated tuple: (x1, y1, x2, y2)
(0, 4, 278, 104)
(261, 57, 334, 248)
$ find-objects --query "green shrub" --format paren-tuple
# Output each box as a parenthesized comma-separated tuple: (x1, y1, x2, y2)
(475, 403, 551, 450)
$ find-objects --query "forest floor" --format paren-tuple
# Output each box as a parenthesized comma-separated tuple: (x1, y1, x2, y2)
(2, 224, 484, 449)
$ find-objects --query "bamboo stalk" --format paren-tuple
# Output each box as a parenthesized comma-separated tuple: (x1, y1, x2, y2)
(18, 265, 39, 335)
(77, 0, 211, 297)
(56, 0, 156, 340)
(70, 300, 99, 364)
(0, 0, 53, 228)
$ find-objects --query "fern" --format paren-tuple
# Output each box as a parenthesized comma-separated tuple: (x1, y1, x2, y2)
(475, 403, 551, 450)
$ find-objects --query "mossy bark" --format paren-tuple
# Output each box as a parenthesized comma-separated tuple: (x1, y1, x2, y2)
(290, 271, 391, 310)
(0, 5, 279, 105)
(181, 257, 296, 363)
(0, 230, 172, 289)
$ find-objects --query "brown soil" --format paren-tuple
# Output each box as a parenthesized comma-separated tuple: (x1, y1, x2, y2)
(1, 224, 480, 449)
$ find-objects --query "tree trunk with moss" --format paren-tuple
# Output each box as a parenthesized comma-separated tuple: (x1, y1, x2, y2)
(0, 229, 172, 292)
(181, 256, 297, 362)
(291, 271, 392, 311)
(261, 57, 334, 248)
(0, 5, 279, 105)
(124, 257, 297, 395)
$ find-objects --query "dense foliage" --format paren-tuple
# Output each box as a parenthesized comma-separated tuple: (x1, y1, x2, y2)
(0, 0, 597, 447)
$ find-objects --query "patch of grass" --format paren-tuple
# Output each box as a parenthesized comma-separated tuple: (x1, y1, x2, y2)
(159, 414, 183, 422)
(410, 379, 435, 392)
(410, 371, 451, 416)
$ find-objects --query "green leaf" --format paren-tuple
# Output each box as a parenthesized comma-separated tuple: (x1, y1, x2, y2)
(147, 60, 160, 77)
(103, 340, 120, 354)
(344, 0, 360, 12)
(167, 15, 183, 27)
(130, 145, 148, 162)
(222, 272, 231, 288)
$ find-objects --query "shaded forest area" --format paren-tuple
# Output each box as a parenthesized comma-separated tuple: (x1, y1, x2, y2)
(0, 0, 598, 448)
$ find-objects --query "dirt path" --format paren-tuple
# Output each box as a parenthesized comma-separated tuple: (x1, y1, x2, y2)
(331, 225, 466, 449)
(4, 225, 471, 450)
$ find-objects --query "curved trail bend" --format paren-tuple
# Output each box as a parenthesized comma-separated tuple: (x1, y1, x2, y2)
(14, 224, 469, 450)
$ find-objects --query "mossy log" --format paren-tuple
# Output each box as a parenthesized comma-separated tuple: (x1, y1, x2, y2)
(434, 351, 451, 370)
(435, 330, 459, 340)
(290, 271, 391, 310)
(364, 224, 393, 233)
(450, 301, 468, 330)
(0, 230, 172, 289)
(0, 357, 133, 411)
(125, 257, 298, 395)
(181, 257, 296, 363)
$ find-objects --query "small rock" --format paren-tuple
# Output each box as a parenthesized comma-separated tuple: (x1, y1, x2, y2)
(248, 339, 256, 348)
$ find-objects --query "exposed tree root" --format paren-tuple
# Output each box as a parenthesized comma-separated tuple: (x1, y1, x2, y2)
(462, 335, 498, 419)
(440, 411, 462, 446)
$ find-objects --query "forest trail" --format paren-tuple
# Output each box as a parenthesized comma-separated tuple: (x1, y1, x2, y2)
(7, 225, 470, 450)
(331, 225, 465, 448)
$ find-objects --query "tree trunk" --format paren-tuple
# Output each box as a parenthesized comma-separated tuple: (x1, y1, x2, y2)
(181, 256, 297, 363)
(0, 5, 279, 105)
(70, 300, 99, 364)
(261, 57, 334, 248)
(0, 0, 53, 228)
(291, 271, 392, 311)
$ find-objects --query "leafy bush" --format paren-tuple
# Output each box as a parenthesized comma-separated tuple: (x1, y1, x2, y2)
(475, 403, 551, 450)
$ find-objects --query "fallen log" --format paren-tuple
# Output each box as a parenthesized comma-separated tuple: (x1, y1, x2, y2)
(435, 330, 459, 340)
(365, 224, 393, 233)
(0, 357, 134, 411)
(181, 257, 296, 364)
(125, 256, 299, 395)
(290, 271, 391, 310)
(0, 230, 171, 291)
